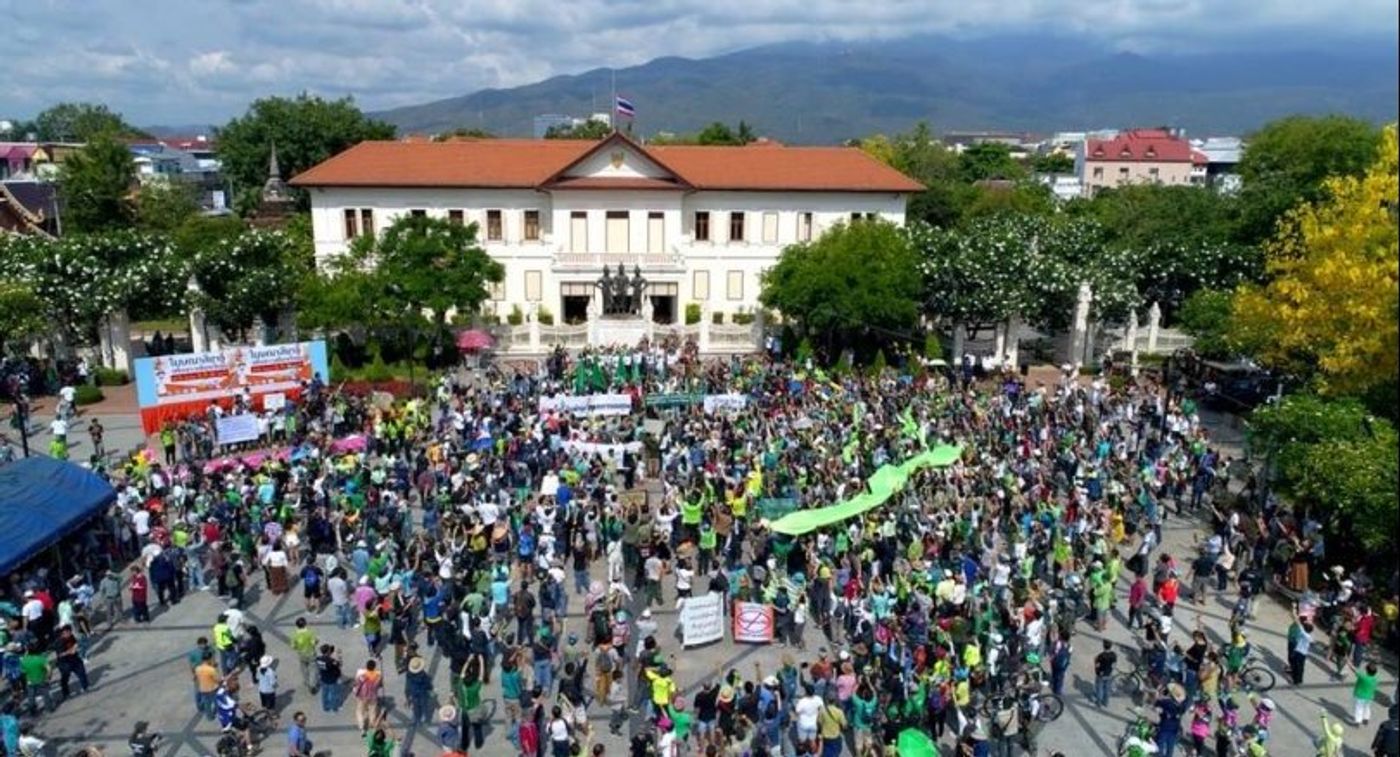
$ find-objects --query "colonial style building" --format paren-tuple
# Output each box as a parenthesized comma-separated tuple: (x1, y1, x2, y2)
(290, 132, 921, 326)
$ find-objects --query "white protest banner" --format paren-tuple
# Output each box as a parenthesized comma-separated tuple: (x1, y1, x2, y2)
(703, 393, 748, 414)
(539, 394, 633, 416)
(732, 601, 774, 644)
(563, 439, 643, 468)
(678, 593, 725, 647)
(215, 414, 261, 445)
(262, 392, 286, 411)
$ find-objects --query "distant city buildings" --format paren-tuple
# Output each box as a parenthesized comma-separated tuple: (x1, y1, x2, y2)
(533, 112, 612, 138)
(1077, 128, 1204, 197)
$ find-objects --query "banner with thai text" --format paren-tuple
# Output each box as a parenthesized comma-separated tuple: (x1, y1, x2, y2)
(678, 593, 725, 647)
(538, 394, 633, 416)
(214, 414, 261, 446)
(703, 393, 749, 414)
(133, 341, 329, 434)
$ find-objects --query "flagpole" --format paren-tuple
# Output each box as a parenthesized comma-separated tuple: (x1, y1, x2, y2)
(610, 68, 617, 132)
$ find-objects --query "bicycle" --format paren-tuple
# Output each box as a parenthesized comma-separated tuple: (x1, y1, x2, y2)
(1117, 707, 1159, 756)
(978, 689, 1065, 724)
(215, 705, 276, 757)
(1236, 658, 1276, 693)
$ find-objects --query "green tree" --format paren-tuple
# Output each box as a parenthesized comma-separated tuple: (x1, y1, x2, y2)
(310, 215, 504, 343)
(1031, 152, 1075, 174)
(695, 122, 744, 145)
(135, 181, 200, 232)
(216, 94, 395, 209)
(957, 143, 1025, 183)
(962, 182, 1055, 221)
(860, 123, 967, 228)
(0, 280, 46, 356)
(1248, 394, 1399, 560)
(760, 220, 921, 357)
(1176, 289, 1236, 359)
(434, 127, 494, 141)
(187, 229, 313, 342)
(1233, 115, 1381, 245)
(544, 120, 612, 140)
(59, 133, 137, 233)
(910, 218, 1031, 331)
(31, 102, 145, 142)
(1077, 184, 1235, 251)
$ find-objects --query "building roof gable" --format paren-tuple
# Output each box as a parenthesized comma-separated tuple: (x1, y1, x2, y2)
(1086, 128, 1192, 163)
(290, 133, 922, 193)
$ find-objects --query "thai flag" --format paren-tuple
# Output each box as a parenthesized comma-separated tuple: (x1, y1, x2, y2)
(614, 95, 636, 118)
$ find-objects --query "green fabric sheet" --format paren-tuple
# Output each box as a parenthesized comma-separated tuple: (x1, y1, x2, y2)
(768, 444, 963, 535)
(896, 728, 938, 757)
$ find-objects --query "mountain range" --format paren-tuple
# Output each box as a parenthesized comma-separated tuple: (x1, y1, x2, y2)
(370, 33, 1398, 144)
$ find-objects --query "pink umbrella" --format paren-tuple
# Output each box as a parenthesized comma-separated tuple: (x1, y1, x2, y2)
(456, 329, 494, 351)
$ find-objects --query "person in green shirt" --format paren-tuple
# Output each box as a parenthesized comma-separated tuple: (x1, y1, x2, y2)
(666, 699, 694, 742)
(1352, 662, 1379, 725)
(851, 681, 877, 756)
(290, 617, 319, 695)
(455, 661, 486, 749)
(364, 721, 395, 757)
(19, 649, 51, 715)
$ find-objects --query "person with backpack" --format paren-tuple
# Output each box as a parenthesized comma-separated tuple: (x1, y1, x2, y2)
(300, 558, 324, 615)
(352, 659, 383, 735)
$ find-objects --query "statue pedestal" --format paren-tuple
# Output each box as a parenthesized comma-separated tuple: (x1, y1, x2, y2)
(592, 315, 650, 348)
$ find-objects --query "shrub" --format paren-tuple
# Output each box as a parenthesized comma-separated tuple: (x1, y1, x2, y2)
(870, 349, 888, 374)
(796, 337, 815, 366)
(94, 367, 129, 386)
(684, 303, 702, 325)
(330, 354, 350, 382)
(923, 332, 943, 360)
(834, 350, 853, 376)
(507, 304, 524, 326)
(74, 385, 104, 405)
(361, 354, 395, 383)
(712, 311, 724, 325)
(537, 306, 555, 326)
(733, 311, 755, 326)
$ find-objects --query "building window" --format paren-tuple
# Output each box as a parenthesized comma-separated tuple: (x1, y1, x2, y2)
(343, 208, 357, 240)
(489, 280, 505, 301)
(1118, 167, 1130, 183)
(410, 209, 427, 218)
(728, 212, 745, 242)
(486, 210, 503, 241)
(694, 211, 710, 242)
(448, 209, 464, 225)
(726, 270, 744, 301)
(762, 212, 778, 244)
(605, 210, 629, 254)
(360, 209, 374, 237)
(692, 270, 710, 301)
(525, 270, 542, 302)
(1092, 166, 1103, 179)
(524, 210, 541, 241)
(1148, 167, 1160, 179)
(570, 211, 587, 253)
(647, 212, 664, 254)
(797, 212, 813, 242)
(850, 212, 876, 223)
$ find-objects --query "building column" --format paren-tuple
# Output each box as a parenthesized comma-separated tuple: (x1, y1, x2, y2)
(107, 309, 133, 374)
(252, 317, 269, 347)
(1069, 282, 1093, 371)
(1146, 301, 1162, 355)
(1126, 309, 1141, 375)
(277, 307, 298, 343)
(190, 309, 209, 353)
(586, 297, 601, 347)
(1004, 316, 1021, 369)
(951, 324, 967, 361)
(992, 322, 1007, 368)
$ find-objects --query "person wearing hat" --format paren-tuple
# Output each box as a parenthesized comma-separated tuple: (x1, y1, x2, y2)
(255, 654, 278, 717)
(434, 705, 461, 752)
(1153, 683, 1186, 757)
(404, 654, 434, 725)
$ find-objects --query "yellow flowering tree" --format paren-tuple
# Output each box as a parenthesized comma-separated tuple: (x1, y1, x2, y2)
(1231, 125, 1398, 396)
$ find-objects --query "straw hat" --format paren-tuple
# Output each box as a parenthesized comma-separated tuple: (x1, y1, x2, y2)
(717, 685, 735, 704)
(1168, 683, 1186, 702)
(408, 656, 427, 674)
(259, 655, 274, 668)
(439, 705, 458, 723)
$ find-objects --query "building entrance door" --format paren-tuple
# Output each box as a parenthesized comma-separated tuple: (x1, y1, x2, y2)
(560, 282, 593, 325)
(649, 295, 676, 324)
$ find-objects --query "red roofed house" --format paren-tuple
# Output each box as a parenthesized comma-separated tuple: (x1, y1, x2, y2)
(1079, 128, 1204, 197)
(290, 132, 921, 334)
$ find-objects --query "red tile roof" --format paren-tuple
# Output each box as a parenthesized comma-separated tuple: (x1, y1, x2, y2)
(290, 132, 922, 193)
(1086, 129, 1192, 163)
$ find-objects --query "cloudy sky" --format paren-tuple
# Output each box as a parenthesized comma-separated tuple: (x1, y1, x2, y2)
(4, 0, 1396, 126)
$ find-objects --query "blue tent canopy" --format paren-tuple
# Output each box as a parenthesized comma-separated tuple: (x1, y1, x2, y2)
(0, 458, 117, 575)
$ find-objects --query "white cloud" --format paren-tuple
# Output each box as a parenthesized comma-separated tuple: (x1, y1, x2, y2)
(1, 0, 1394, 124)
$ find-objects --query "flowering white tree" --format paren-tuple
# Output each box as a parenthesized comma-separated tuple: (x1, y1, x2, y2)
(2, 230, 185, 347)
(186, 228, 312, 344)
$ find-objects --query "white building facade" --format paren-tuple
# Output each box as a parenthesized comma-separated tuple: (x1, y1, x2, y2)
(293, 133, 921, 331)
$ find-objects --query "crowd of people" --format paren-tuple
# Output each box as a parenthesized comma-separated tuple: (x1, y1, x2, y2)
(2, 339, 1397, 757)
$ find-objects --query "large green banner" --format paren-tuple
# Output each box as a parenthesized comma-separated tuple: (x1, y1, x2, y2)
(768, 445, 963, 536)
(644, 393, 703, 408)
